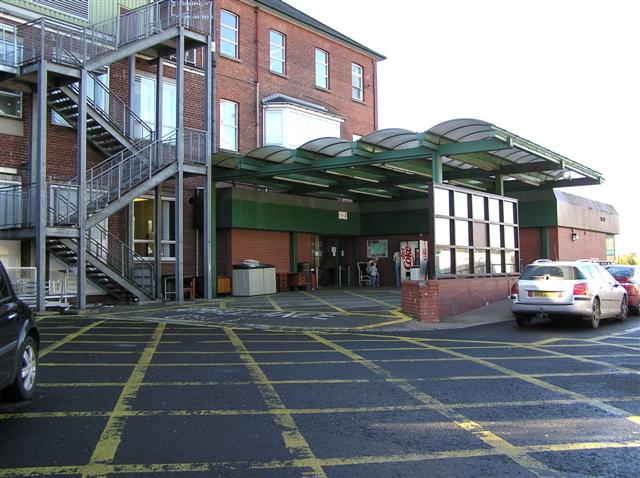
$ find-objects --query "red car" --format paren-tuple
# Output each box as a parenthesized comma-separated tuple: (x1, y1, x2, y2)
(606, 265, 640, 314)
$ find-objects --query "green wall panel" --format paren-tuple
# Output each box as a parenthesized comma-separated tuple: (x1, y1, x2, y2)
(361, 209, 428, 235)
(518, 200, 558, 228)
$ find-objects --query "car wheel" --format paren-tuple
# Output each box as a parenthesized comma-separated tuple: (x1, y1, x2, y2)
(616, 296, 628, 321)
(589, 299, 601, 329)
(5, 336, 38, 401)
(514, 314, 532, 327)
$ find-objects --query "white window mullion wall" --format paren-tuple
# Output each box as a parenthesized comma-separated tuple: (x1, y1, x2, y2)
(264, 104, 342, 150)
(133, 75, 176, 138)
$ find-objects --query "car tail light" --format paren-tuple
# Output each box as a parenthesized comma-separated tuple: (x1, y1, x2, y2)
(511, 282, 519, 296)
(615, 276, 629, 284)
(573, 282, 589, 296)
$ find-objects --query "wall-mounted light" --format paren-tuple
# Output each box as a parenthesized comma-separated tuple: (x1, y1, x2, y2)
(571, 229, 579, 241)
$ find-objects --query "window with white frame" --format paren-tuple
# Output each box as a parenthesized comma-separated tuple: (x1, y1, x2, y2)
(269, 31, 285, 74)
(315, 49, 329, 89)
(264, 104, 342, 150)
(132, 75, 177, 138)
(132, 197, 175, 259)
(0, 23, 22, 66)
(220, 10, 239, 58)
(220, 100, 238, 151)
(351, 63, 363, 101)
(0, 89, 21, 119)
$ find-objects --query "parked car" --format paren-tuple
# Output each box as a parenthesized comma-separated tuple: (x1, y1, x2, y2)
(510, 259, 627, 328)
(0, 260, 40, 401)
(605, 265, 640, 315)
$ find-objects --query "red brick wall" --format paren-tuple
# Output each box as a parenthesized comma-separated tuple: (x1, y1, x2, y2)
(519, 228, 543, 267)
(215, 0, 378, 152)
(230, 228, 290, 273)
(556, 226, 608, 261)
(402, 277, 516, 322)
(296, 233, 313, 263)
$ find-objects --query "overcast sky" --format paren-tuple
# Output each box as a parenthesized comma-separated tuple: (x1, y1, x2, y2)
(286, 0, 639, 255)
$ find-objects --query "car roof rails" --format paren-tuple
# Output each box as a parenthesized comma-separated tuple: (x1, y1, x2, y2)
(533, 259, 552, 263)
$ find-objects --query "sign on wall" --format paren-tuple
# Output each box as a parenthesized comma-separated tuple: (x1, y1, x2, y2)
(367, 239, 388, 258)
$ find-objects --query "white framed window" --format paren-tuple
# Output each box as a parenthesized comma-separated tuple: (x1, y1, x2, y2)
(220, 99, 238, 151)
(0, 89, 21, 119)
(351, 63, 363, 101)
(264, 104, 342, 150)
(220, 10, 239, 59)
(0, 23, 22, 66)
(315, 49, 329, 89)
(132, 74, 176, 138)
(132, 197, 175, 260)
(269, 31, 285, 75)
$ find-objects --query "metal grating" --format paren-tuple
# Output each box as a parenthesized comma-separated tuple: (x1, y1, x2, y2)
(35, 0, 89, 20)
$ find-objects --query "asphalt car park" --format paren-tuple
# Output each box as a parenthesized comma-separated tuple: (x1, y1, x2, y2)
(1, 292, 640, 477)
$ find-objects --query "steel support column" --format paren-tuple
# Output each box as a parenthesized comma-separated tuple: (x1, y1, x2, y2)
(203, 32, 214, 298)
(432, 151, 443, 184)
(290, 232, 297, 272)
(76, 69, 88, 309)
(128, 55, 136, 138)
(35, 61, 48, 312)
(154, 58, 164, 299)
(495, 174, 504, 196)
(175, 30, 185, 302)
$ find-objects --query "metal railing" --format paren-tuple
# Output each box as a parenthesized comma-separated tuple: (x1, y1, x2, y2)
(88, 222, 156, 298)
(0, 184, 33, 228)
(66, 72, 154, 143)
(3, 0, 212, 68)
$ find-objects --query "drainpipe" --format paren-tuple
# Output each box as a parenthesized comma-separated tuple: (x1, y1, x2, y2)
(372, 58, 378, 130)
(255, 6, 261, 148)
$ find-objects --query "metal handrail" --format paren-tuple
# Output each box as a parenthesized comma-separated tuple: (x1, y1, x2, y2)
(0, 184, 33, 228)
(66, 71, 154, 143)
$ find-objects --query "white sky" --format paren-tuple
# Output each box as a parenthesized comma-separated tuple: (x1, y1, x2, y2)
(286, 0, 639, 254)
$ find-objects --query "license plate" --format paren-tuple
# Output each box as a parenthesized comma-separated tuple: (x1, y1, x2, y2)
(529, 291, 562, 298)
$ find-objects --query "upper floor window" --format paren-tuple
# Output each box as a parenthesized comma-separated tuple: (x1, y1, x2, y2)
(315, 49, 329, 89)
(132, 74, 176, 138)
(0, 89, 22, 119)
(269, 31, 285, 75)
(220, 100, 238, 151)
(0, 23, 22, 66)
(351, 63, 363, 101)
(220, 10, 239, 58)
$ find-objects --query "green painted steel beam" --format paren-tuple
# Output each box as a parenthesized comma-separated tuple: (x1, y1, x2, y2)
(504, 177, 602, 192)
(437, 138, 510, 156)
(444, 161, 557, 180)
(432, 151, 443, 183)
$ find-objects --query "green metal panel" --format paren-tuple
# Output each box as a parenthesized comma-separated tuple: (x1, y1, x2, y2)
(5, 0, 90, 25)
(361, 208, 429, 236)
(5, 0, 150, 25)
(517, 200, 558, 227)
(541, 227, 549, 259)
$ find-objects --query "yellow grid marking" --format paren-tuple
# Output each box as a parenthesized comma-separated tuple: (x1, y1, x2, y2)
(398, 336, 640, 424)
(344, 289, 399, 308)
(40, 320, 105, 358)
(85, 322, 165, 477)
(266, 295, 284, 311)
(306, 333, 557, 477)
(352, 309, 413, 330)
(224, 327, 327, 477)
(301, 291, 347, 313)
(628, 416, 640, 425)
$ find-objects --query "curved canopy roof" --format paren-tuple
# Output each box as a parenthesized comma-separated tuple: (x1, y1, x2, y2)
(212, 118, 603, 201)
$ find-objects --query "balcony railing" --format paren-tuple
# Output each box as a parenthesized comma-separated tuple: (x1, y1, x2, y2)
(2, 0, 212, 68)
(0, 184, 33, 228)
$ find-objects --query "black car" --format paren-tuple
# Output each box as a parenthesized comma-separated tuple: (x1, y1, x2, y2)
(0, 261, 39, 401)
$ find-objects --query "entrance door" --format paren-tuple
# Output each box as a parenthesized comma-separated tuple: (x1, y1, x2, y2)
(316, 236, 355, 287)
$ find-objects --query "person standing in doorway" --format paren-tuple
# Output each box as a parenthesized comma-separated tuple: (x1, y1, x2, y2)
(393, 250, 401, 287)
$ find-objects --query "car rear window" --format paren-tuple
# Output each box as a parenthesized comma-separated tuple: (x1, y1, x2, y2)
(520, 265, 586, 280)
(606, 266, 634, 278)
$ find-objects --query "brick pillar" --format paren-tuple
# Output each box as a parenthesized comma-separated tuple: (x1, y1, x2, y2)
(401, 280, 441, 322)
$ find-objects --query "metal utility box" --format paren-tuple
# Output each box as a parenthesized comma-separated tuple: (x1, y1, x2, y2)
(232, 262, 276, 296)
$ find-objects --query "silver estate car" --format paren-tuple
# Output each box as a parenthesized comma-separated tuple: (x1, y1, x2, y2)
(510, 259, 628, 329)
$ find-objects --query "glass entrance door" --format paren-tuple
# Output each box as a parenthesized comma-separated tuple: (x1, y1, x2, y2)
(315, 236, 355, 287)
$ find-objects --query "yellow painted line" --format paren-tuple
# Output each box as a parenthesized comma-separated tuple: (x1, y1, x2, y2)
(40, 320, 105, 358)
(266, 295, 283, 312)
(530, 337, 562, 346)
(352, 309, 414, 330)
(225, 327, 327, 478)
(525, 440, 640, 453)
(85, 322, 165, 476)
(344, 289, 399, 308)
(301, 291, 347, 313)
(399, 336, 640, 424)
(628, 416, 640, 425)
(307, 333, 558, 477)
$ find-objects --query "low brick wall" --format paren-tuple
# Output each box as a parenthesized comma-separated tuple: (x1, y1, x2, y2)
(401, 277, 516, 322)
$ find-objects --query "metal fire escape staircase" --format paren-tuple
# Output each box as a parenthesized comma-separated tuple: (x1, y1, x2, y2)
(0, 0, 211, 303)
